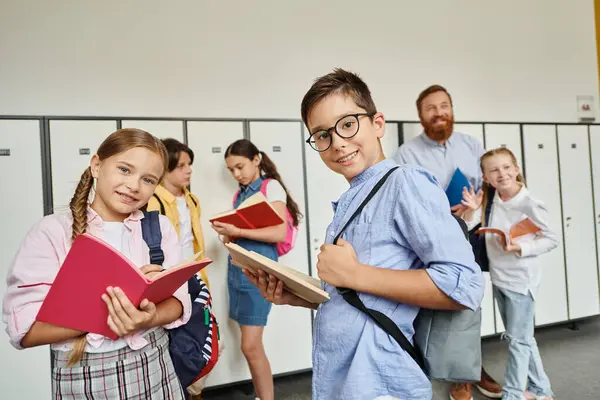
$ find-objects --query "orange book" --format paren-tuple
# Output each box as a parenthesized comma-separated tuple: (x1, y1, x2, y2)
(36, 233, 213, 340)
(476, 217, 541, 245)
(209, 192, 284, 229)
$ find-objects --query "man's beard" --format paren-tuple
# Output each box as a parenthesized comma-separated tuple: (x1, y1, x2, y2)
(423, 115, 454, 142)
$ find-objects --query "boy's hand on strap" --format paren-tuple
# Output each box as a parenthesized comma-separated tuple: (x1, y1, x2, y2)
(317, 238, 363, 288)
(102, 287, 158, 337)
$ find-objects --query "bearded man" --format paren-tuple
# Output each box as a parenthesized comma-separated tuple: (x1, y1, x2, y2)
(393, 85, 503, 400)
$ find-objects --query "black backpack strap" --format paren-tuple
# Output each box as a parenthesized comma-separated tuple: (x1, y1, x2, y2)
(152, 193, 166, 215)
(333, 166, 426, 369)
(141, 211, 165, 266)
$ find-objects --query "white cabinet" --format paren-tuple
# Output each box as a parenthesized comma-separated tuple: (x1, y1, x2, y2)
(247, 121, 313, 374)
(557, 125, 599, 319)
(589, 126, 600, 300)
(49, 120, 117, 212)
(401, 122, 422, 145)
(382, 122, 400, 159)
(454, 123, 484, 144)
(186, 121, 246, 387)
(0, 120, 51, 400)
(121, 120, 184, 143)
(484, 124, 523, 167)
(522, 125, 568, 325)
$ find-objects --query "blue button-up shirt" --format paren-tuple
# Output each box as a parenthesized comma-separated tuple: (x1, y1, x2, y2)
(312, 159, 484, 400)
(393, 132, 485, 192)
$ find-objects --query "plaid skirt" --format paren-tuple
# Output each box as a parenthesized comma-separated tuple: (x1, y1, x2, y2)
(51, 328, 184, 400)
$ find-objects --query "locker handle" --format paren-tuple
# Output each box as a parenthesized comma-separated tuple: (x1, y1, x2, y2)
(566, 217, 572, 221)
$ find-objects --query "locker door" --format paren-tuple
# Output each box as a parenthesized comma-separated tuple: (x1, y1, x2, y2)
(304, 125, 349, 277)
(480, 273, 496, 336)
(401, 122, 422, 145)
(49, 120, 117, 212)
(484, 124, 523, 167)
(590, 126, 600, 294)
(454, 123, 484, 144)
(382, 122, 400, 159)
(522, 125, 568, 325)
(186, 121, 245, 387)
(484, 123, 523, 333)
(0, 120, 51, 399)
(557, 125, 599, 319)
(248, 121, 313, 374)
(121, 120, 184, 143)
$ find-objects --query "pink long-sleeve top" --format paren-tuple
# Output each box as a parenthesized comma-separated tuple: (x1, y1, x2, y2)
(2, 207, 191, 352)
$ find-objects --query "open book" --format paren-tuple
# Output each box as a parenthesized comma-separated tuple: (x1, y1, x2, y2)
(476, 217, 541, 245)
(36, 233, 213, 340)
(209, 192, 284, 229)
(225, 242, 330, 304)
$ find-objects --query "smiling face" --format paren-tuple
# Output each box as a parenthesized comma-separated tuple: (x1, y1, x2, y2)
(90, 146, 164, 221)
(306, 93, 386, 181)
(482, 152, 521, 192)
(419, 90, 454, 143)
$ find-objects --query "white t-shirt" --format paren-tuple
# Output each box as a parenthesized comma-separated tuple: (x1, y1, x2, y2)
(264, 179, 287, 204)
(176, 196, 195, 259)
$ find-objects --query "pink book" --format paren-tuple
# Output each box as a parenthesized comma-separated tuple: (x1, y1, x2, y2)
(36, 233, 212, 340)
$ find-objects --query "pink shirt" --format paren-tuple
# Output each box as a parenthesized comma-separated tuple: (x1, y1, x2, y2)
(2, 207, 191, 351)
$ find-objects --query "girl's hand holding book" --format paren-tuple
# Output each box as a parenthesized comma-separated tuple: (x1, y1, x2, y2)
(101, 287, 158, 337)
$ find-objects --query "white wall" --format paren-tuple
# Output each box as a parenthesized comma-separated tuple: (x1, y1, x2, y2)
(0, 0, 597, 122)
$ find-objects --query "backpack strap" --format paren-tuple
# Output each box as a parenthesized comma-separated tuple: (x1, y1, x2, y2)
(334, 166, 426, 370)
(141, 211, 165, 266)
(152, 193, 166, 215)
(259, 178, 271, 196)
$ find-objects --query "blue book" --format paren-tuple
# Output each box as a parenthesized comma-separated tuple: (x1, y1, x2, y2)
(445, 168, 471, 207)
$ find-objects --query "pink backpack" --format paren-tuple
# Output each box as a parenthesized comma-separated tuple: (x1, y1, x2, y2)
(233, 178, 299, 257)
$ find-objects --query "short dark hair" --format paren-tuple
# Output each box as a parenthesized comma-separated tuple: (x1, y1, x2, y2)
(301, 68, 377, 127)
(161, 138, 194, 172)
(416, 85, 453, 114)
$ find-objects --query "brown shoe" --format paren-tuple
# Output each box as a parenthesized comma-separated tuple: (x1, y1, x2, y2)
(475, 368, 502, 398)
(449, 383, 473, 400)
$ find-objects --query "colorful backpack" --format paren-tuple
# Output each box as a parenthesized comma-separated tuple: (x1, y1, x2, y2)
(233, 178, 299, 257)
(141, 211, 220, 388)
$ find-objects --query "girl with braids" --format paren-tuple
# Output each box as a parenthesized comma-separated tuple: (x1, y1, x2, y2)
(3, 129, 191, 399)
(210, 139, 301, 400)
(462, 148, 556, 400)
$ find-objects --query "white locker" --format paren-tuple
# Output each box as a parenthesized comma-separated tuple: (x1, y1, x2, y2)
(480, 272, 496, 336)
(247, 121, 313, 373)
(557, 125, 599, 319)
(49, 120, 117, 212)
(382, 122, 400, 159)
(121, 120, 184, 143)
(484, 124, 523, 167)
(454, 123, 484, 144)
(0, 120, 51, 399)
(522, 125, 568, 325)
(401, 122, 423, 144)
(590, 126, 600, 294)
(304, 126, 349, 277)
(186, 121, 246, 387)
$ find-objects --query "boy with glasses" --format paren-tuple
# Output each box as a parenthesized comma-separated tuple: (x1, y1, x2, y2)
(245, 69, 484, 400)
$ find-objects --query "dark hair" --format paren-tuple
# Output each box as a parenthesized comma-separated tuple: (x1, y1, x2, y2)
(301, 68, 377, 127)
(416, 85, 453, 115)
(161, 138, 194, 172)
(224, 139, 302, 226)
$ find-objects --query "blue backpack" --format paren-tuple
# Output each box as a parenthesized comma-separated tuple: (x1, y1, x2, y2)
(140, 211, 220, 388)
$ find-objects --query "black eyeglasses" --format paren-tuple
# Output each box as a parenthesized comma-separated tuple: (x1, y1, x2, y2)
(305, 113, 375, 152)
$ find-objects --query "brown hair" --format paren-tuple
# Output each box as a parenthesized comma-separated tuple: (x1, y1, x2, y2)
(224, 139, 302, 226)
(161, 138, 194, 172)
(67, 128, 168, 366)
(301, 68, 377, 128)
(479, 147, 525, 226)
(416, 85, 453, 116)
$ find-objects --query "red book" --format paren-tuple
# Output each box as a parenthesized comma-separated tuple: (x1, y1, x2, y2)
(209, 192, 284, 229)
(35, 233, 213, 340)
(476, 217, 541, 246)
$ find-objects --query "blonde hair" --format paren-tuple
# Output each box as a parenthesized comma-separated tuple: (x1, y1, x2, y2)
(479, 147, 524, 226)
(67, 128, 168, 366)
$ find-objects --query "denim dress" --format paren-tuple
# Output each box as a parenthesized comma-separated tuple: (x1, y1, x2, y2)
(227, 177, 275, 326)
